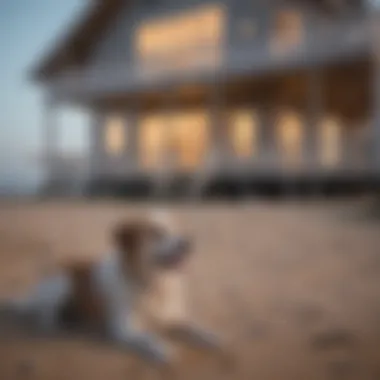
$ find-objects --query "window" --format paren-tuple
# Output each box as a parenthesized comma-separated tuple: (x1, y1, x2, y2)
(105, 116, 126, 155)
(276, 110, 304, 168)
(135, 4, 225, 75)
(229, 109, 259, 158)
(271, 10, 303, 55)
(169, 111, 209, 170)
(319, 116, 342, 168)
(139, 114, 168, 169)
(138, 111, 209, 171)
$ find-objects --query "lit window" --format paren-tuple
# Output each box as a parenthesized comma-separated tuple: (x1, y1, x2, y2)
(139, 114, 168, 169)
(135, 4, 225, 74)
(271, 10, 303, 55)
(229, 110, 259, 158)
(276, 110, 304, 167)
(105, 116, 126, 155)
(139, 111, 210, 171)
(169, 111, 209, 170)
(319, 116, 341, 168)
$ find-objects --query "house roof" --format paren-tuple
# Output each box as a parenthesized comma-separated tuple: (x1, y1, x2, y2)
(31, 0, 125, 81)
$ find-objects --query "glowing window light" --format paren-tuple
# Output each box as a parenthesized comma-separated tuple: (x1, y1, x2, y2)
(135, 4, 225, 73)
(139, 111, 210, 171)
(320, 116, 341, 168)
(139, 114, 168, 169)
(271, 10, 303, 55)
(276, 110, 304, 167)
(169, 111, 209, 170)
(229, 110, 258, 158)
(105, 116, 126, 155)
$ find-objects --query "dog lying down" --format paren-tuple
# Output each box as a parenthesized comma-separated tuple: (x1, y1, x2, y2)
(0, 211, 234, 375)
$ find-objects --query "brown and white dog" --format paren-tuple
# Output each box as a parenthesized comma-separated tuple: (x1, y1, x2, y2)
(0, 210, 232, 375)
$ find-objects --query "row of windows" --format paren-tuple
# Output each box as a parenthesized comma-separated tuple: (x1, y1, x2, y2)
(238, 10, 304, 52)
(135, 4, 224, 73)
(272, 11, 303, 55)
(134, 0, 379, 76)
(134, 5, 305, 75)
(104, 111, 342, 169)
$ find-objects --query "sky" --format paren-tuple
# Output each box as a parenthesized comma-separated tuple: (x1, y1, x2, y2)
(0, 0, 89, 192)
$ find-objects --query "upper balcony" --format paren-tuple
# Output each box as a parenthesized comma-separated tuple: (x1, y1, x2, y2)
(48, 15, 371, 105)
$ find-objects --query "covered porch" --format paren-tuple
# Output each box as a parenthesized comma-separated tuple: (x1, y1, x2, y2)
(43, 57, 379, 197)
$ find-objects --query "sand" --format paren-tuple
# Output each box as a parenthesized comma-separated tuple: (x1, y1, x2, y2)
(0, 200, 379, 380)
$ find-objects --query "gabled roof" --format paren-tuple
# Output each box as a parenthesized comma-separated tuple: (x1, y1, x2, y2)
(31, 0, 125, 81)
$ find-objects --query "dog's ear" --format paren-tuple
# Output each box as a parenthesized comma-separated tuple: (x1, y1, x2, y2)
(113, 220, 140, 254)
(112, 219, 151, 283)
(113, 216, 163, 253)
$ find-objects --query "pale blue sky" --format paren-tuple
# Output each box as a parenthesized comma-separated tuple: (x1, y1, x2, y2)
(0, 0, 89, 189)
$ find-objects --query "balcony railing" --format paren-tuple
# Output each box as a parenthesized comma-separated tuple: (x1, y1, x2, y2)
(49, 18, 370, 101)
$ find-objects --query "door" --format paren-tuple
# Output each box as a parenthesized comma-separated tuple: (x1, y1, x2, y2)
(319, 116, 342, 168)
(139, 114, 168, 170)
(276, 109, 304, 169)
(229, 109, 259, 159)
(169, 110, 209, 171)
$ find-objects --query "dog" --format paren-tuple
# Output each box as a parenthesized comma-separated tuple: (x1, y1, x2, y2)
(0, 210, 232, 376)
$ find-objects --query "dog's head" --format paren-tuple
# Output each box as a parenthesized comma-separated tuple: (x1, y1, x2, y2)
(112, 211, 192, 286)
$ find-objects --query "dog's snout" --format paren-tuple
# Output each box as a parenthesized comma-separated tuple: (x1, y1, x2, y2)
(154, 236, 193, 268)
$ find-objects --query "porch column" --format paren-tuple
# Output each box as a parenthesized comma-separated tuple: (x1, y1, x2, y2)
(209, 82, 229, 170)
(371, 13, 380, 175)
(257, 105, 269, 168)
(127, 100, 140, 174)
(89, 110, 106, 179)
(43, 94, 59, 184)
(188, 83, 227, 198)
(374, 58, 380, 174)
(152, 91, 175, 198)
(305, 70, 323, 171)
(163, 91, 177, 174)
(260, 102, 276, 171)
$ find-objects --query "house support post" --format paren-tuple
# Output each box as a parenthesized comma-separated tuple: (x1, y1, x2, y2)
(371, 12, 380, 189)
(211, 83, 229, 168)
(127, 101, 140, 175)
(43, 95, 59, 193)
(88, 111, 106, 188)
(306, 69, 323, 195)
(260, 81, 277, 173)
(192, 81, 228, 198)
(153, 91, 176, 199)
